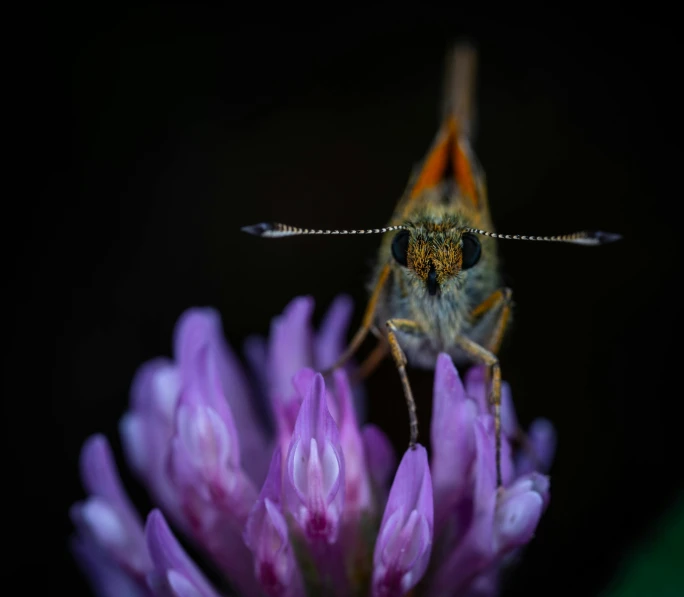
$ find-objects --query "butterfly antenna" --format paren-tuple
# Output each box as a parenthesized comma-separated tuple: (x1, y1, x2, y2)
(462, 228, 622, 246)
(242, 222, 409, 238)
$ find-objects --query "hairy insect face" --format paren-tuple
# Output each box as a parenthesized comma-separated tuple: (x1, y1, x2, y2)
(409, 231, 462, 296)
(390, 221, 482, 297)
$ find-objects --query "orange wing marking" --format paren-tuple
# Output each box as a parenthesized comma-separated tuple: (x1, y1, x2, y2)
(407, 117, 479, 212)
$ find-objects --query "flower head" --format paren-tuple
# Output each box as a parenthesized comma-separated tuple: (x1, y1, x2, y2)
(71, 295, 554, 596)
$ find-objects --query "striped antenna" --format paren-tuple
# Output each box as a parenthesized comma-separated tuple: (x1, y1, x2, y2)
(241, 222, 409, 238)
(462, 228, 622, 246)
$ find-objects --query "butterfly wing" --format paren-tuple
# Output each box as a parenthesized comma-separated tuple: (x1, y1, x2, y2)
(393, 45, 489, 224)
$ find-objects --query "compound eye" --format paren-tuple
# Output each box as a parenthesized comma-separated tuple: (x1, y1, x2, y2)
(461, 233, 481, 270)
(391, 230, 410, 266)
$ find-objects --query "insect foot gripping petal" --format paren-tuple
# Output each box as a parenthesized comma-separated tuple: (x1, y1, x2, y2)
(385, 319, 422, 449)
(455, 335, 504, 488)
(493, 473, 550, 554)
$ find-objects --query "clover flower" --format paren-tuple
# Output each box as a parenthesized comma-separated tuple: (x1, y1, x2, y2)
(70, 295, 555, 596)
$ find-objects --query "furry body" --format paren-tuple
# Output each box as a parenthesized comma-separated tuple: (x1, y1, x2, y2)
(373, 182, 504, 370)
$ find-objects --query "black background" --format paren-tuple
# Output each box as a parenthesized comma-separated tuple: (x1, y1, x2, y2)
(13, 4, 683, 596)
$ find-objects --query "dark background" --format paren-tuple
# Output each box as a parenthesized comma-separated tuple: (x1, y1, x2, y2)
(14, 4, 683, 596)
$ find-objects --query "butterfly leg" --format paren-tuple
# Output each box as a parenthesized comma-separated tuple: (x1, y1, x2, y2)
(355, 338, 390, 381)
(471, 287, 513, 356)
(472, 288, 544, 470)
(454, 335, 504, 487)
(386, 318, 423, 448)
(461, 287, 516, 488)
(322, 264, 391, 375)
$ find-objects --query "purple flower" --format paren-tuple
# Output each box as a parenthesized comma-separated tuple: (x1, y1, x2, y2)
(70, 435, 152, 596)
(244, 449, 304, 597)
(284, 372, 345, 544)
(71, 296, 555, 596)
(427, 355, 553, 597)
(145, 510, 223, 597)
(373, 445, 433, 597)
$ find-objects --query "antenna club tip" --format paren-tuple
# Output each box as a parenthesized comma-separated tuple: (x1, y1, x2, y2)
(589, 230, 623, 244)
(241, 222, 274, 236)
